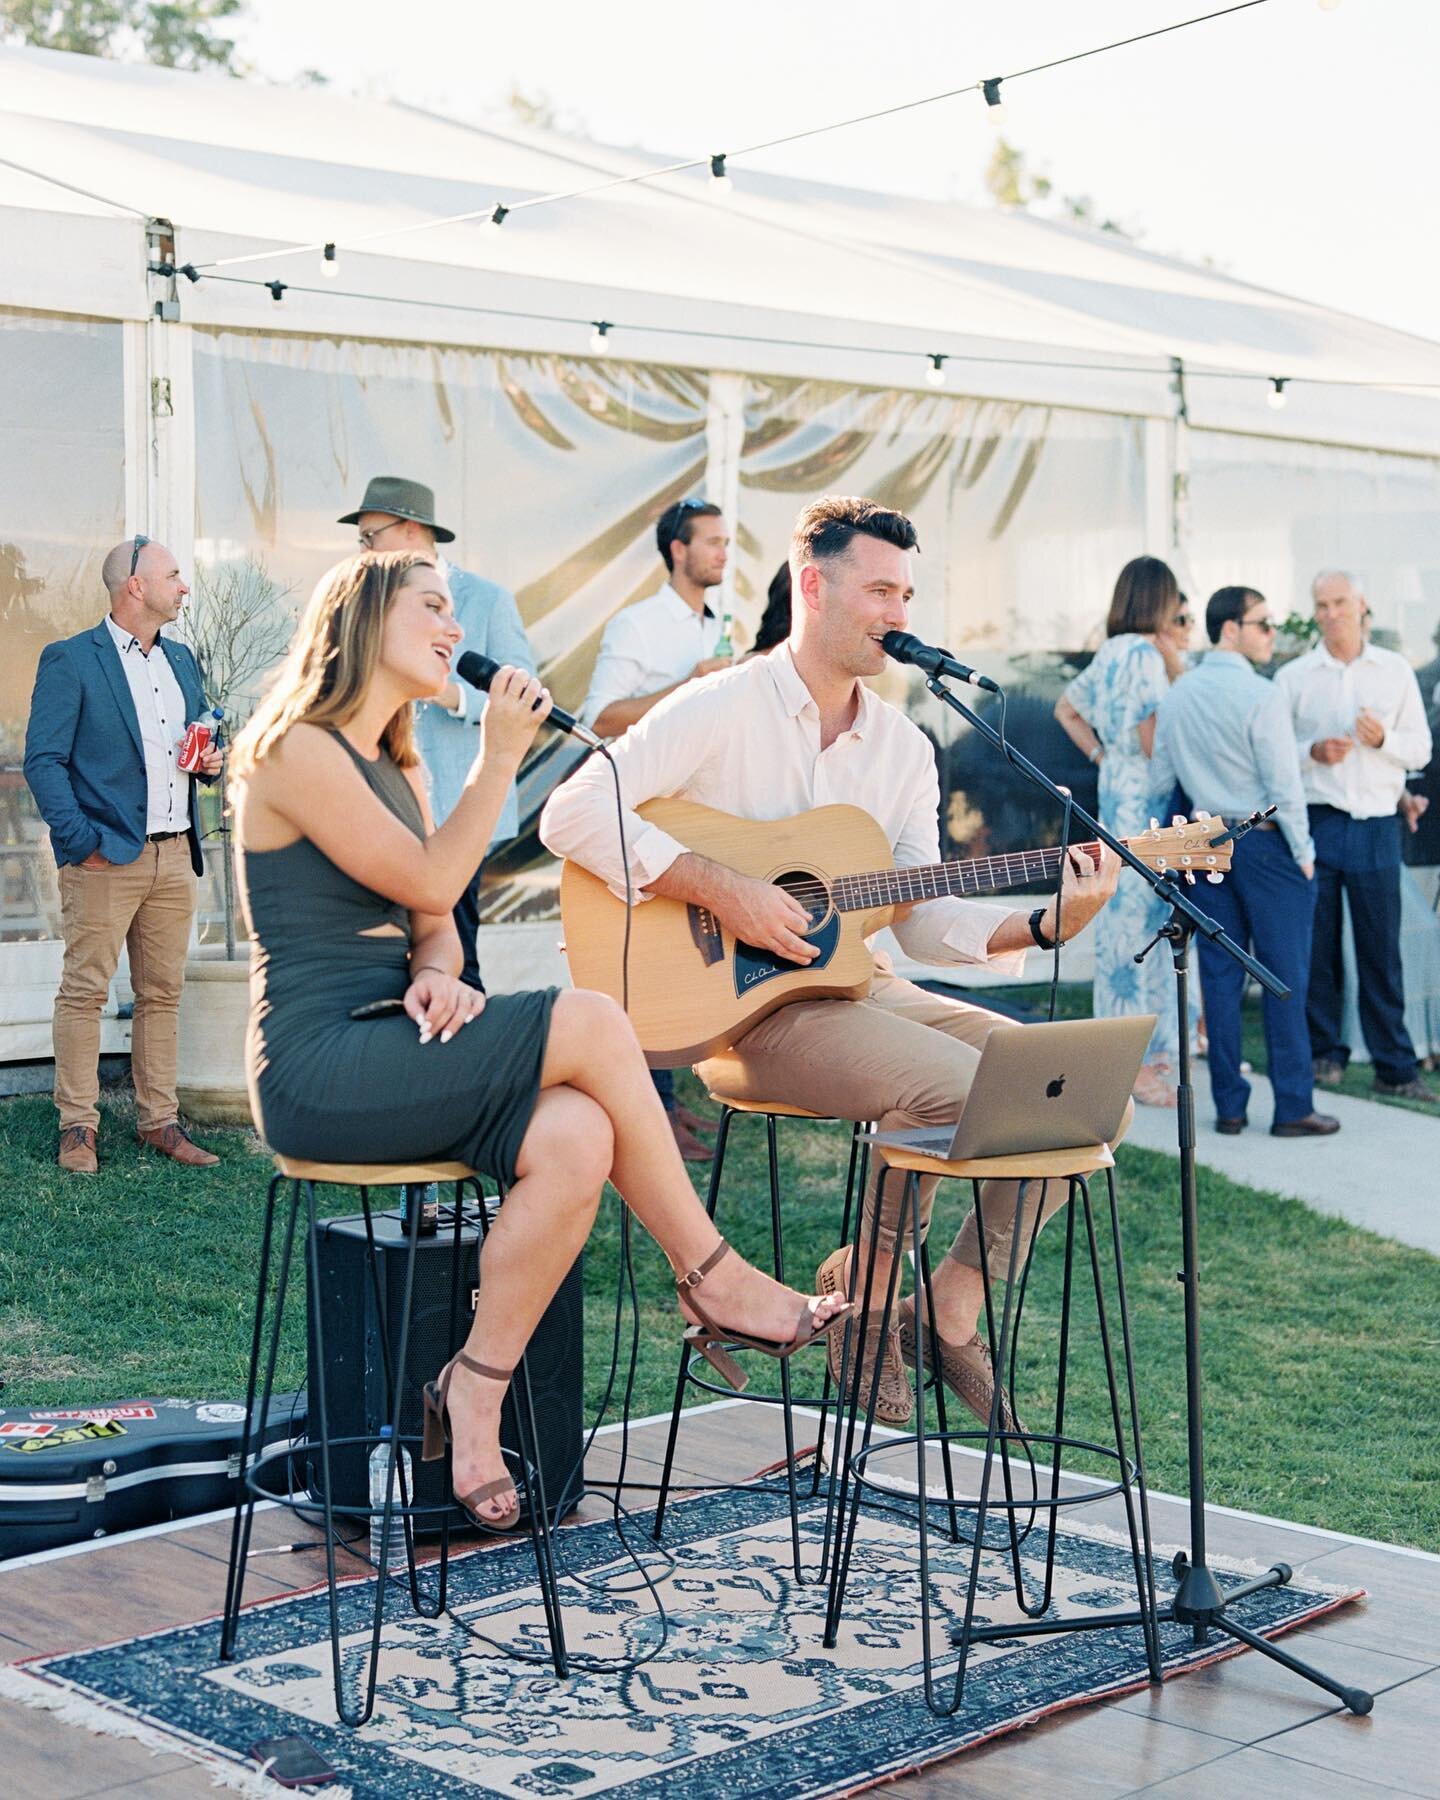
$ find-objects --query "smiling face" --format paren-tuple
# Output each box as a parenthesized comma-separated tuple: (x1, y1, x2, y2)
(378, 562, 461, 699)
(798, 533, 914, 679)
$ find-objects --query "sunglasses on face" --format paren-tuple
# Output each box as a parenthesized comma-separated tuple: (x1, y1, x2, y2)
(357, 519, 408, 550)
(1173, 612, 1192, 628)
(1241, 615, 1277, 634)
(129, 533, 150, 578)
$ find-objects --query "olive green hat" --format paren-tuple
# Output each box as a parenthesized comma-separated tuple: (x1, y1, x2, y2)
(338, 475, 455, 544)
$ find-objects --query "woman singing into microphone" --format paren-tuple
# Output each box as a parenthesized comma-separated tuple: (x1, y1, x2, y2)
(229, 552, 847, 1530)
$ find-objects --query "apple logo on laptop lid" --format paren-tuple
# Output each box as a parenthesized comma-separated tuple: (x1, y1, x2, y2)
(1045, 1074, 1066, 1099)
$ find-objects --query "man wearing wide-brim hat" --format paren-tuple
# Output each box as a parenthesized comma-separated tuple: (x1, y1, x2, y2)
(339, 476, 536, 990)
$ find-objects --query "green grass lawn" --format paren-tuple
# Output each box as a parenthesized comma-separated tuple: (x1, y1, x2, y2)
(4, 1077, 1438, 1551)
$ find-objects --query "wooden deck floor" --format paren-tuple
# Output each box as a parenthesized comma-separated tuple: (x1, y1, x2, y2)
(1, 1400, 1435, 1799)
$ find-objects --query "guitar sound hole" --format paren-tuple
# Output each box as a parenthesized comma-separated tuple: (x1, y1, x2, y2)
(775, 869, 831, 933)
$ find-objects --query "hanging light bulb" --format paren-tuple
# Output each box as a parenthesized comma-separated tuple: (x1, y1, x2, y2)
(982, 78, 1005, 125)
(322, 242, 338, 279)
(1317, 0, 1341, 11)
(710, 153, 734, 198)
(1267, 377, 1288, 411)
(589, 321, 612, 356)
(926, 354, 947, 389)
(267, 279, 287, 304)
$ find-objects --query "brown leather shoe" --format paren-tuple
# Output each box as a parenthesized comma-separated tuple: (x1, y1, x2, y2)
(816, 1247, 913, 1426)
(897, 1295, 1023, 1436)
(57, 1125, 98, 1174)
(1269, 1112, 1341, 1138)
(137, 1121, 220, 1167)
(1215, 1115, 1248, 1135)
(672, 1102, 717, 1137)
(1373, 1076, 1438, 1102)
(668, 1113, 714, 1163)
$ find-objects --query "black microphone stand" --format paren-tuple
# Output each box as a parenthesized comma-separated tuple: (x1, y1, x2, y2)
(916, 670, 1373, 1715)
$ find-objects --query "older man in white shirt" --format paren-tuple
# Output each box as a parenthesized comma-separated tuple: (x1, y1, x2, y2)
(544, 495, 1121, 1431)
(1274, 570, 1434, 1101)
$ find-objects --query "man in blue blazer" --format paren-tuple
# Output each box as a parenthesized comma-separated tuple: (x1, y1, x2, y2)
(24, 536, 223, 1173)
(339, 477, 536, 988)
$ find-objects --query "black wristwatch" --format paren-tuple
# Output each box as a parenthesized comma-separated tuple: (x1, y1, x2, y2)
(1029, 906, 1060, 951)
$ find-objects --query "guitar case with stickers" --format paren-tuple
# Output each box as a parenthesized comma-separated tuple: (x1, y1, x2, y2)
(0, 1394, 303, 1561)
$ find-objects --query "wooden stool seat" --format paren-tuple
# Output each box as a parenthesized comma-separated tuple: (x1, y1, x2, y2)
(865, 1138, 1114, 1182)
(700, 1057, 828, 1119)
(272, 1155, 476, 1186)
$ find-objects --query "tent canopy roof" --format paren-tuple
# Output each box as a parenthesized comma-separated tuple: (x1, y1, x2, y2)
(3, 43, 1438, 452)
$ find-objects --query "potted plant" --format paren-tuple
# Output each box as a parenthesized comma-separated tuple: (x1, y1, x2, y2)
(173, 559, 293, 1123)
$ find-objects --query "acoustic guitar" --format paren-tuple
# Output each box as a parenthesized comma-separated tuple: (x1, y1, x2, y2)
(559, 800, 1233, 1067)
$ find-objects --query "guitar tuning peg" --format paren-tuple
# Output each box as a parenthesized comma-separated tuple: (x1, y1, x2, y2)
(1172, 814, 1186, 828)
(1184, 870, 1196, 885)
(1206, 871, 1224, 884)
(1149, 818, 1160, 832)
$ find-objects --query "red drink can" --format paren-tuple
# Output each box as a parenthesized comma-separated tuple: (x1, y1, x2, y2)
(177, 718, 213, 773)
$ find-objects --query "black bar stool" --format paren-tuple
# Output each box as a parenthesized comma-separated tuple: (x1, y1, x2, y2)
(219, 1155, 567, 1726)
(652, 1065, 869, 1581)
(823, 1139, 1162, 1715)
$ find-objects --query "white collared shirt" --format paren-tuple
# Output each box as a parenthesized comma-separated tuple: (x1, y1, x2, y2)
(542, 644, 1023, 971)
(104, 614, 190, 833)
(579, 582, 722, 727)
(1273, 641, 1432, 818)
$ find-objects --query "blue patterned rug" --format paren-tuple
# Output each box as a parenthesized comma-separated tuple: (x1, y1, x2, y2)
(2, 1487, 1360, 1798)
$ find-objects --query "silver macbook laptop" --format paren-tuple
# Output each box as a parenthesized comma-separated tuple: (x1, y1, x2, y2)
(873, 1014, 1157, 1161)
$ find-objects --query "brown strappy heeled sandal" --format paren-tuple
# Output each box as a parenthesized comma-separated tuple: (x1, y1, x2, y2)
(675, 1239, 852, 1392)
(421, 1352, 521, 1531)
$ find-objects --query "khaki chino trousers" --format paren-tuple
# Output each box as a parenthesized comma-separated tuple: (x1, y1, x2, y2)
(53, 837, 198, 1133)
(698, 970, 1129, 1278)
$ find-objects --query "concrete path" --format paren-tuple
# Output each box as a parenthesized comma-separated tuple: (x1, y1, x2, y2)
(1122, 1071, 1440, 1256)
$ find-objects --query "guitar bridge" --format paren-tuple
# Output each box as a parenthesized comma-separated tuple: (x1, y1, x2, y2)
(687, 905, 724, 967)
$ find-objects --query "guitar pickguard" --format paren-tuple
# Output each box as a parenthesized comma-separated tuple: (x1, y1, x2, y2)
(733, 911, 841, 997)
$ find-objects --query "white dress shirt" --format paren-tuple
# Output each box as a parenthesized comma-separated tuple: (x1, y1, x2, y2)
(1273, 641, 1432, 818)
(105, 614, 190, 834)
(579, 583, 722, 728)
(542, 644, 1024, 972)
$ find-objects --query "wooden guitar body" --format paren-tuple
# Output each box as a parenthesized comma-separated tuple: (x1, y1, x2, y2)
(559, 799, 896, 1067)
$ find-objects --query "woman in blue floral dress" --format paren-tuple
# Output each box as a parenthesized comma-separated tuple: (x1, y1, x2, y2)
(1057, 558, 1194, 1105)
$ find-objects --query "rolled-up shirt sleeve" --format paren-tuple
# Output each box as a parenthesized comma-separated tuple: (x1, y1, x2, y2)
(540, 680, 723, 899)
(886, 737, 1028, 973)
(580, 611, 650, 729)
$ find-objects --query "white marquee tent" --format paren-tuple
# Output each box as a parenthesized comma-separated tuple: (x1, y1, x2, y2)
(2, 43, 1438, 1057)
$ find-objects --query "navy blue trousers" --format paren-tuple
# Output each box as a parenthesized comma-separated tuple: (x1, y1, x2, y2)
(1196, 830, 1316, 1126)
(1307, 832, 1417, 1087)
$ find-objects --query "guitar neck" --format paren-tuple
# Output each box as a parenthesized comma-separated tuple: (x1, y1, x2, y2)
(833, 841, 1104, 912)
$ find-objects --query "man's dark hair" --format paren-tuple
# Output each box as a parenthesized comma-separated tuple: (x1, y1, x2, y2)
(1206, 585, 1265, 645)
(790, 495, 920, 570)
(656, 498, 722, 573)
(1105, 555, 1179, 638)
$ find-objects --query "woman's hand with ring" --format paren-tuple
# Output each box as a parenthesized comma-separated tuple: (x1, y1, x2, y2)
(404, 970, 485, 1045)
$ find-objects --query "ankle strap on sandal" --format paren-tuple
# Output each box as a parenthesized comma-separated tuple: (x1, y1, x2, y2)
(675, 1239, 731, 1291)
(453, 1351, 512, 1383)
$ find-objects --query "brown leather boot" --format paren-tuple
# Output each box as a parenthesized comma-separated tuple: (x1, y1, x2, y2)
(668, 1113, 714, 1163)
(57, 1125, 98, 1174)
(137, 1121, 220, 1167)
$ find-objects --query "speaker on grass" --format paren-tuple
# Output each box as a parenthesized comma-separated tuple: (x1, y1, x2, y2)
(306, 1206, 583, 1529)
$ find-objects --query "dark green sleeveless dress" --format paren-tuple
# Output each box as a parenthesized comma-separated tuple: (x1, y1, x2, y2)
(237, 737, 556, 1183)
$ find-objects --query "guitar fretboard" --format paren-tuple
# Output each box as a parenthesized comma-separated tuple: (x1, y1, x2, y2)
(831, 843, 1102, 912)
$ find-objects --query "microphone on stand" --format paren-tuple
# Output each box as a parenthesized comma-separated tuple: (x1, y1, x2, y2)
(455, 651, 604, 751)
(880, 630, 1002, 694)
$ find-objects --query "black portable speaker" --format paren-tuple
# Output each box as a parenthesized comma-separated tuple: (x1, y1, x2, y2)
(306, 1209, 583, 1528)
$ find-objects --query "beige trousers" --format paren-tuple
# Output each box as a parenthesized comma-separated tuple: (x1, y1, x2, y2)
(54, 837, 198, 1133)
(697, 971, 1124, 1277)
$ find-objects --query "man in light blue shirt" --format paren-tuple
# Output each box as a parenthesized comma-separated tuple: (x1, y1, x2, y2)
(1152, 587, 1337, 1139)
(339, 476, 535, 989)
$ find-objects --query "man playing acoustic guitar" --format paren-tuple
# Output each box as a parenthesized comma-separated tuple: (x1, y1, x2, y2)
(541, 495, 1123, 1428)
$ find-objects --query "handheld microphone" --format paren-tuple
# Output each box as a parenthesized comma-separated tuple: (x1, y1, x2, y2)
(455, 651, 604, 751)
(880, 630, 1002, 694)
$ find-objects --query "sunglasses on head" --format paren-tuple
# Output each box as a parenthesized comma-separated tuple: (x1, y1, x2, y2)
(128, 533, 150, 578)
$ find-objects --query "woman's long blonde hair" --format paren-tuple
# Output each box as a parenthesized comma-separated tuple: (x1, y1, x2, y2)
(230, 551, 434, 778)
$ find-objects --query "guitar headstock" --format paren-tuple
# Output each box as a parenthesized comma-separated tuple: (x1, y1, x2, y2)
(1127, 813, 1233, 884)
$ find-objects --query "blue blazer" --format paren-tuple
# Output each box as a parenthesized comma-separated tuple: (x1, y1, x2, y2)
(23, 622, 210, 875)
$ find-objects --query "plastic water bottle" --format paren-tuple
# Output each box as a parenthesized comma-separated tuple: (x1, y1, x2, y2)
(367, 1426, 412, 1571)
